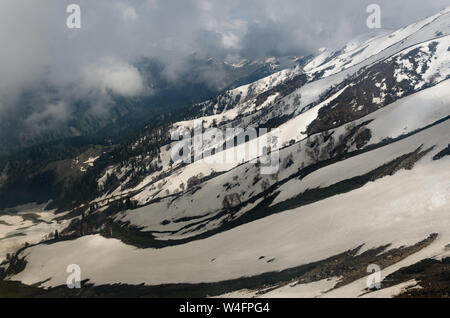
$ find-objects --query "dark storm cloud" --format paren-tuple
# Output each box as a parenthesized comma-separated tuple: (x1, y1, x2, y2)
(0, 0, 448, 134)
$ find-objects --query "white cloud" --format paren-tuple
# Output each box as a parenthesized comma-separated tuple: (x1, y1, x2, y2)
(115, 3, 138, 23)
(221, 32, 241, 49)
(84, 59, 144, 97)
(25, 101, 71, 132)
(123, 7, 138, 22)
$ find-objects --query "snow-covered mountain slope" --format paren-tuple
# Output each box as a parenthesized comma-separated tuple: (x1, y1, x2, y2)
(304, 7, 450, 79)
(95, 35, 450, 208)
(74, 7, 450, 206)
(0, 203, 69, 263)
(101, 82, 450, 240)
(1, 7, 450, 298)
(9, 139, 450, 294)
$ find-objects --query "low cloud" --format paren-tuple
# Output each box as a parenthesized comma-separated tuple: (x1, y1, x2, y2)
(24, 101, 71, 134)
(83, 58, 145, 97)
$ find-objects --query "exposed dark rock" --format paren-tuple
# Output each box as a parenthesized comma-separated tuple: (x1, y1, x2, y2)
(307, 42, 439, 136)
(433, 144, 450, 160)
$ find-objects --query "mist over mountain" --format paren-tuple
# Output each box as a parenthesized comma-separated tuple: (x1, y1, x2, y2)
(0, 54, 297, 156)
(0, 0, 448, 155)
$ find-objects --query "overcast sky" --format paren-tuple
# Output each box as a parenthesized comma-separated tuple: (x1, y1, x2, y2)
(0, 0, 448, 137)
